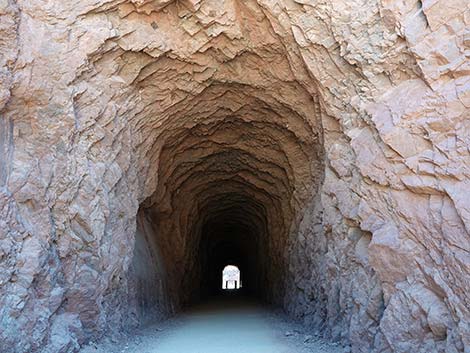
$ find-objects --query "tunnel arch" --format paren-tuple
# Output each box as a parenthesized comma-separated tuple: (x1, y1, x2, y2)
(52, 0, 332, 348)
(127, 52, 326, 308)
(134, 83, 325, 305)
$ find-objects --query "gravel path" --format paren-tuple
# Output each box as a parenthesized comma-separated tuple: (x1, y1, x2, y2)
(81, 296, 344, 353)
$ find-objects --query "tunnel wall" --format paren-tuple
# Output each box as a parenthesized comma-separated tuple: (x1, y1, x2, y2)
(0, 1, 469, 353)
(127, 209, 175, 326)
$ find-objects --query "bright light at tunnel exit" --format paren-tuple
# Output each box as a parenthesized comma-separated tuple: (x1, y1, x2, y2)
(222, 265, 241, 289)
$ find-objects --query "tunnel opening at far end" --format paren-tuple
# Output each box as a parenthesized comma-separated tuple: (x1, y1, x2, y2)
(222, 265, 241, 290)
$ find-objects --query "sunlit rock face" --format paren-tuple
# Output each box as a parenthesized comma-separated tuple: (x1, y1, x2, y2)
(0, 0, 469, 352)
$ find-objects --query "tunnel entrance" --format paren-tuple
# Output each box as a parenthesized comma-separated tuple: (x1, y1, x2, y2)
(128, 75, 325, 313)
(104, 0, 326, 342)
(222, 265, 241, 290)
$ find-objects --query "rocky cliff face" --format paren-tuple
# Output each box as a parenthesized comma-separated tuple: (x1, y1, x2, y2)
(0, 0, 469, 352)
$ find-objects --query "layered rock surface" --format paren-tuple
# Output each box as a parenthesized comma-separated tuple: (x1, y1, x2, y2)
(0, 0, 469, 352)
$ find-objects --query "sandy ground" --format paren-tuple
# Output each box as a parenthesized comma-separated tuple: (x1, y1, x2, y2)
(81, 296, 345, 353)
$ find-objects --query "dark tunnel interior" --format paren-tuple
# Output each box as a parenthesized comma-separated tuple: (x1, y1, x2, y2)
(129, 83, 324, 321)
(197, 199, 266, 298)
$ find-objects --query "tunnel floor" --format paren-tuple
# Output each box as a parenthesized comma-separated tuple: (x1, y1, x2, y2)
(81, 294, 343, 353)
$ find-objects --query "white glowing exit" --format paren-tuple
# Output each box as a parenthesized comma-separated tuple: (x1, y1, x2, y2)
(222, 265, 241, 289)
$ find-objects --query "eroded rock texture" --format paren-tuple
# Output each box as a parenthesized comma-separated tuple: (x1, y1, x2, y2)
(0, 0, 469, 352)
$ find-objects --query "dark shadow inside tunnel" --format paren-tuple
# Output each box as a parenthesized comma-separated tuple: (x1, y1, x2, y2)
(130, 121, 323, 323)
(131, 184, 289, 322)
(197, 196, 267, 300)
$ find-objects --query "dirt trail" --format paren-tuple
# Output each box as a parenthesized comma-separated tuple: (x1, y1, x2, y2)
(81, 296, 344, 353)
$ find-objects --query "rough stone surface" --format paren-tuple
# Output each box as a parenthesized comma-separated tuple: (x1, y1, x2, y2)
(0, 0, 469, 353)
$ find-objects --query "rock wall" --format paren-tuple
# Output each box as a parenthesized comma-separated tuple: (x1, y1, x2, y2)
(128, 209, 175, 326)
(0, 0, 469, 352)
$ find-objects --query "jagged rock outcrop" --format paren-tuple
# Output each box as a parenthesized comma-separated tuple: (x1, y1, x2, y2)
(0, 0, 469, 352)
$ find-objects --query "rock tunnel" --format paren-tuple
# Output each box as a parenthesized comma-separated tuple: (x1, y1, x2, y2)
(0, 0, 469, 352)
(132, 77, 323, 311)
